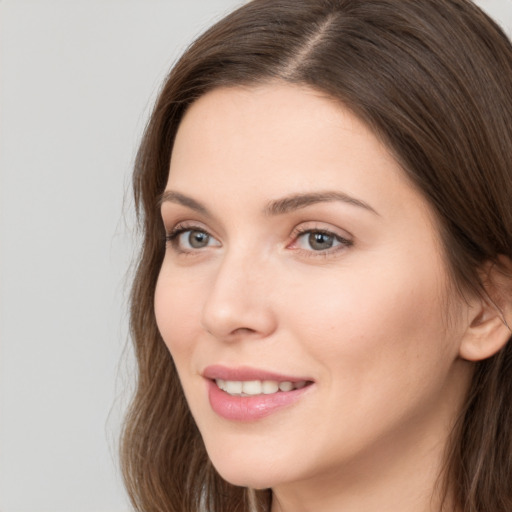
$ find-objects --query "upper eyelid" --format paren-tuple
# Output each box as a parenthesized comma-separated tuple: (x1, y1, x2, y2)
(165, 220, 212, 235)
(291, 222, 353, 239)
(295, 228, 352, 241)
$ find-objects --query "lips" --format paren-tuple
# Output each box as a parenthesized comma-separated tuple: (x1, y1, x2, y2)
(202, 365, 314, 421)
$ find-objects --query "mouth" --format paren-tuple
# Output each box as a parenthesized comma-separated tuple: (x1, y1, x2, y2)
(214, 378, 310, 396)
(202, 365, 314, 421)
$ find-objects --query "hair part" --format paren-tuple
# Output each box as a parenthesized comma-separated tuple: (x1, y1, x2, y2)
(122, 1, 512, 510)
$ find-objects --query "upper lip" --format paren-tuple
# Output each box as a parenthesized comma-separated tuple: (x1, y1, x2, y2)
(202, 364, 313, 383)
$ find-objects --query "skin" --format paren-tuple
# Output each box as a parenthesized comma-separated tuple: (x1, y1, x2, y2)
(155, 83, 477, 512)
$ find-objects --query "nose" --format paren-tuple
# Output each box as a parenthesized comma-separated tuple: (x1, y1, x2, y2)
(200, 250, 277, 341)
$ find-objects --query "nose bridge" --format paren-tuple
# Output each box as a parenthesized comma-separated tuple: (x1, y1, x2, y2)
(201, 243, 276, 340)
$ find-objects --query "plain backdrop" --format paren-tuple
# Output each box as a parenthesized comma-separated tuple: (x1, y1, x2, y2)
(0, 1, 510, 511)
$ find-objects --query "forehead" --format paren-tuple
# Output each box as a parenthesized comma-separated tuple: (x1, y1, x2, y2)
(169, 84, 400, 195)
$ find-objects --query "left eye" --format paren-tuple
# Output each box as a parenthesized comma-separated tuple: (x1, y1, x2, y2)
(167, 228, 220, 251)
(296, 230, 348, 251)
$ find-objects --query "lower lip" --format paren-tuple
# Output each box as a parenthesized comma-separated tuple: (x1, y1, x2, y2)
(207, 380, 312, 421)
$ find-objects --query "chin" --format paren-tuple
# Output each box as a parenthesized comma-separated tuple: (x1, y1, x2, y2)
(206, 447, 288, 490)
(213, 464, 276, 490)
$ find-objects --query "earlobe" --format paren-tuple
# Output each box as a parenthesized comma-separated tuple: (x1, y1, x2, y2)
(459, 256, 512, 362)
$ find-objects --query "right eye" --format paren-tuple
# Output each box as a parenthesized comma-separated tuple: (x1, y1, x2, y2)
(166, 226, 221, 252)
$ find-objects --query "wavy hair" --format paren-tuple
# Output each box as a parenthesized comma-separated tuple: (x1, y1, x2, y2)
(121, 1, 512, 510)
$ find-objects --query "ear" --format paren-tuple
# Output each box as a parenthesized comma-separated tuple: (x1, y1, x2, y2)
(459, 256, 512, 362)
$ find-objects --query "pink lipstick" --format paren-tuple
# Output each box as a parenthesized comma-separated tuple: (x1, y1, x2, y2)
(203, 365, 313, 421)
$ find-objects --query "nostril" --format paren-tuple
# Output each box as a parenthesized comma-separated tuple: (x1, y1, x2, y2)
(231, 327, 258, 335)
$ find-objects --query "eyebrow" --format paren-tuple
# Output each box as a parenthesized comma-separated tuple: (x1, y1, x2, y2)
(159, 190, 211, 216)
(159, 190, 378, 216)
(264, 191, 379, 216)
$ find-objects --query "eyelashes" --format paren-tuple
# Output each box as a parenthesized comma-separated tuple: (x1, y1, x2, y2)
(164, 222, 353, 257)
(166, 224, 220, 252)
(290, 226, 353, 254)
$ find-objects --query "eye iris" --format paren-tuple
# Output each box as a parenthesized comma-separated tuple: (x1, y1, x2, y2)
(308, 232, 334, 250)
(188, 230, 209, 248)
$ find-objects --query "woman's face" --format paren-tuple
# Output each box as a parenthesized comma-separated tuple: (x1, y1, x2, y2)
(155, 84, 473, 493)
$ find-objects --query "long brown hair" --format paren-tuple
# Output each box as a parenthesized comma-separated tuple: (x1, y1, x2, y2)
(121, 1, 512, 510)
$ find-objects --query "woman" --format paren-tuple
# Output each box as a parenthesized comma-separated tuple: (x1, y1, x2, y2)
(121, 1, 512, 511)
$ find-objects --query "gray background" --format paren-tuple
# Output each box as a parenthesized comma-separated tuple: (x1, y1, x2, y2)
(0, 1, 510, 511)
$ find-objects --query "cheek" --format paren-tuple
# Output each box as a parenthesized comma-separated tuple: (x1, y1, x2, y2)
(284, 257, 455, 381)
(279, 263, 463, 460)
(154, 269, 202, 357)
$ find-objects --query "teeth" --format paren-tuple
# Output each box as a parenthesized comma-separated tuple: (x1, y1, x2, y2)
(262, 380, 279, 394)
(225, 380, 243, 394)
(279, 381, 293, 392)
(242, 380, 262, 395)
(215, 379, 307, 396)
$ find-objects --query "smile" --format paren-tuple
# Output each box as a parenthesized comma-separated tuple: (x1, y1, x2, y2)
(215, 379, 308, 396)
